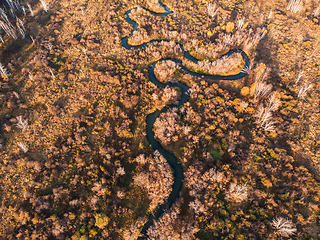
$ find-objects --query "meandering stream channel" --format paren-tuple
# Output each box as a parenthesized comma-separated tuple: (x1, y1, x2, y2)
(121, 2, 250, 238)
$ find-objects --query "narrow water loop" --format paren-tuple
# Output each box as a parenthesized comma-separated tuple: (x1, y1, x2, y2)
(121, 2, 250, 238)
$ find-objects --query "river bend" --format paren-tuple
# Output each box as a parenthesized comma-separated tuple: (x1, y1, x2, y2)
(121, 2, 249, 238)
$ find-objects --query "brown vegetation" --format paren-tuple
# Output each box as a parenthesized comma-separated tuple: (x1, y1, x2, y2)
(0, 0, 320, 239)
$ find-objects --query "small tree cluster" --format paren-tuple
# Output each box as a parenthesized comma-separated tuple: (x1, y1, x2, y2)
(250, 65, 281, 131)
(154, 60, 179, 83)
(0, 0, 36, 41)
(294, 72, 313, 102)
(133, 151, 174, 210)
(121, 218, 146, 240)
(184, 52, 243, 75)
(154, 107, 190, 145)
(225, 182, 248, 203)
(144, 0, 166, 13)
(188, 26, 267, 60)
(147, 200, 199, 240)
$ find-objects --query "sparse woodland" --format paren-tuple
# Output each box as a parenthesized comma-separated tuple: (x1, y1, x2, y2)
(0, 0, 320, 239)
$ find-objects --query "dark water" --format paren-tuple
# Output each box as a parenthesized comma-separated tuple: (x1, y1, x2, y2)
(121, 2, 249, 239)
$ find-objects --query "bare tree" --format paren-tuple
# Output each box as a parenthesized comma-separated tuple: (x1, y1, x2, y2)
(28, 72, 33, 81)
(16, 18, 25, 39)
(17, 143, 28, 153)
(253, 80, 272, 99)
(241, 60, 253, 74)
(266, 92, 281, 112)
(49, 68, 55, 80)
(255, 104, 275, 131)
(314, 4, 320, 17)
(271, 217, 297, 237)
(207, 2, 218, 17)
(40, 0, 49, 12)
(226, 183, 248, 202)
(16, 116, 28, 131)
(27, 3, 34, 16)
(0, 62, 9, 78)
(298, 83, 313, 101)
(287, 0, 303, 13)
(295, 71, 303, 84)
(0, 21, 17, 39)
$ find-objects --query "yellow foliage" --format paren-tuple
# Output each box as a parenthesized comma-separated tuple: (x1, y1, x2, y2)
(233, 98, 241, 105)
(119, 129, 133, 138)
(246, 107, 255, 113)
(89, 229, 97, 237)
(1, 73, 8, 80)
(250, 82, 257, 95)
(71, 233, 81, 240)
(32, 217, 39, 224)
(302, 41, 312, 48)
(240, 86, 250, 96)
(253, 63, 267, 81)
(209, 124, 216, 130)
(226, 22, 234, 33)
(261, 177, 272, 188)
(267, 23, 274, 28)
(207, 30, 213, 36)
(95, 214, 109, 229)
(69, 213, 76, 220)
(205, 134, 212, 140)
(269, 131, 277, 138)
(139, 142, 144, 150)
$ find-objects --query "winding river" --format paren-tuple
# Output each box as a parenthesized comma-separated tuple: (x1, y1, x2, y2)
(121, 2, 250, 238)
